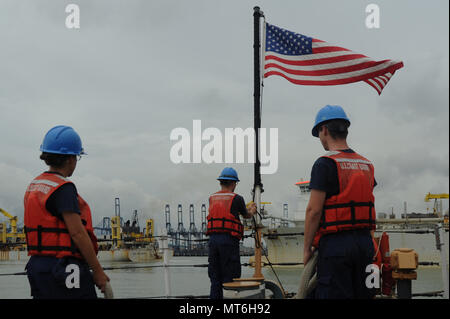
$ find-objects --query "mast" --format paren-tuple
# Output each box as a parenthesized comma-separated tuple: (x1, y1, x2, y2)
(253, 6, 263, 190)
(253, 6, 264, 279)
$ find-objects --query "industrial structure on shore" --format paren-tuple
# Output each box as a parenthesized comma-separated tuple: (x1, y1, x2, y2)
(163, 203, 254, 256)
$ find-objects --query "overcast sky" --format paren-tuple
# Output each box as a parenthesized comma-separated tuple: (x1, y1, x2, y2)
(0, 0, 448, 233)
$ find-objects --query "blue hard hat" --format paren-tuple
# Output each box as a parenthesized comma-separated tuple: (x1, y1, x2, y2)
(40, 125, 86, 155)
(312, 105, 350, 137)
(217, 167, 240, 182)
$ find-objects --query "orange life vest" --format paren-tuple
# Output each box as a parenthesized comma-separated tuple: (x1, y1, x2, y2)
(313, 151, 376, 247)
(206, 191, 244, 240)
(24, 172, 98, 259)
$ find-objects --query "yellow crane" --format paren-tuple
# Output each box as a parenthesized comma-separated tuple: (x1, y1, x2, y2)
(145, 219, 154, 243)
(424, 193, 449, 216)
(110, 215, 122, 248)
(425, 193, 449, 201)
(0, 220, 6, 244)
(0, 208, 25, 245)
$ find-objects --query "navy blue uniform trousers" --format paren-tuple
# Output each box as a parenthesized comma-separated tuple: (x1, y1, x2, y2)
(315, 229, 376, 299)
(25, 255, 97, 299)
(208, 233, 241, 299)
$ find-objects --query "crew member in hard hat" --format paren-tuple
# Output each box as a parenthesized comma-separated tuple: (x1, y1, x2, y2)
(206, 167, 257, 299)
(303, 105, 377, 299)
(24, 125, 109, 299)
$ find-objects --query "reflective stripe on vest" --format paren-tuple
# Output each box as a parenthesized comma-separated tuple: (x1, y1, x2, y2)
(313, 151, 376, 247)
(23, 172, 98, 259)
(206, 191, 244, 240)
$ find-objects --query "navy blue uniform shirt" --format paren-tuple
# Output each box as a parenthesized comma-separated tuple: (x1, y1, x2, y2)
(45, 172, 80, 220)
(230, 194, 249, 219)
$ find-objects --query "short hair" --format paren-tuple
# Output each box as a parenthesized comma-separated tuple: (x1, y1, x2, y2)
(219, 180, 235, 187)
(40, 152, 72, 168)
(319, 119, 350, 140)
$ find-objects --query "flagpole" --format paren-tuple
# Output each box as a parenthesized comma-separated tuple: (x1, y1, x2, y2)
(253, 6, 264, 279)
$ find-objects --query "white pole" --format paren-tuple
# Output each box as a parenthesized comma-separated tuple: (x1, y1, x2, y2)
(161, 228, 172, 298)
(437, 223, 449, 299)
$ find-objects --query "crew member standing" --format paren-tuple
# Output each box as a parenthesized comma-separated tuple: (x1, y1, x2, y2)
(206, 167, 256, 299)
(303, 105, 377, 299)
(24, 125, 109, 299)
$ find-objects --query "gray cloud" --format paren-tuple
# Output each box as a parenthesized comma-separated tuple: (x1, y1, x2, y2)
(0, 0, 448, 232)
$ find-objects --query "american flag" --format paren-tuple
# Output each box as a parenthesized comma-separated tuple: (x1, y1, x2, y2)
(264, 23, 404, 95)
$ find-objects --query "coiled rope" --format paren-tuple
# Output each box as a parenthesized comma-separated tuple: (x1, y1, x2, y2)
(295, 250, 318, 299)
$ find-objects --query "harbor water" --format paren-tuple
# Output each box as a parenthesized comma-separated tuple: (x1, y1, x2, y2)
(0, 256, 446, 299)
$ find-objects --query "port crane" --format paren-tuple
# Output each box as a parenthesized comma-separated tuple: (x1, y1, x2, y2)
(424, 193, 449, 216)
(0, 208, 25, 245)
(176, 204, 188, 250)
(164, 203, 208, 255)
